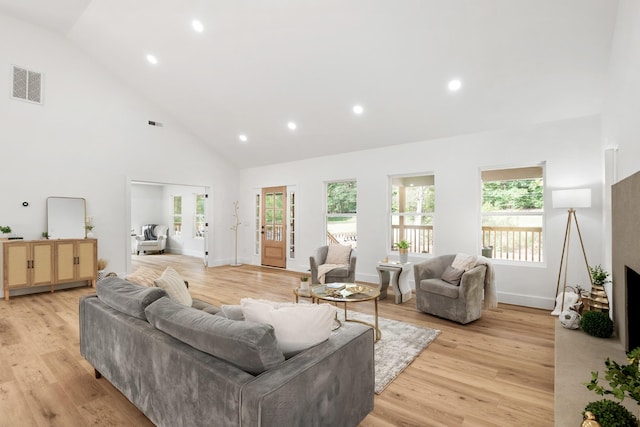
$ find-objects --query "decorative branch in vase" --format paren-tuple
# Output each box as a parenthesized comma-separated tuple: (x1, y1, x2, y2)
(230, 201, 241, 266)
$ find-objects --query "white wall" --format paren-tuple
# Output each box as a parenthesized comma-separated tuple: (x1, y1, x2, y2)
(240, 116, 605, 309)
(0, 14, 238, 277)
(603, 0, 640, 183)
(131, 184, 165, 232)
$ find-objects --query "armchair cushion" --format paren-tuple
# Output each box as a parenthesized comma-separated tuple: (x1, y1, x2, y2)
(441, 266, 464, 285)
(325, 244, 352, 265)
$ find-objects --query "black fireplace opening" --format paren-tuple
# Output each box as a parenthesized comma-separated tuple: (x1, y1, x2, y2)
(626, 265, 640, 352)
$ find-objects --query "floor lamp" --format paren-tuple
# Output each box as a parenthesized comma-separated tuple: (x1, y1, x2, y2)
(553, 188, 593, 314)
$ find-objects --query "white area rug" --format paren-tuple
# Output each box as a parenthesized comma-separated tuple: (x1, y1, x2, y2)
(337, 310, 441, 394)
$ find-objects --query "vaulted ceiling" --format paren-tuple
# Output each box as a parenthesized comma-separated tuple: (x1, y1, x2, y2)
(0, 0, 619, 168)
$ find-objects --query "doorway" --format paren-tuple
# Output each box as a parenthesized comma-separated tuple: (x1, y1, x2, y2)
(130, 181, 209, 268)
(261, 186, 287, 268)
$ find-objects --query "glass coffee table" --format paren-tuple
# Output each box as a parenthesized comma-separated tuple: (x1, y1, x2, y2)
(311, 283, 381, 341)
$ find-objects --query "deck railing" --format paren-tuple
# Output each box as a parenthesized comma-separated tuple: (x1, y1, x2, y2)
(390, 225, 543, 262)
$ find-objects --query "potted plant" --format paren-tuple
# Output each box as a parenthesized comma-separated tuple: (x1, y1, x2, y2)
(395, 240, 410, 264)
(582, 400, 637, 427)
(590, 265, 611, 286)
(1, 225, 12, 235)
(585, 346, 640, 423)
(300, 275, 310, 291)
(41, 231, 49, 239)
(581, 311, 614, 338)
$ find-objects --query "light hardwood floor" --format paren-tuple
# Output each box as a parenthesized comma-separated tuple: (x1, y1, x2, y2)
(0, 254, 554, 427)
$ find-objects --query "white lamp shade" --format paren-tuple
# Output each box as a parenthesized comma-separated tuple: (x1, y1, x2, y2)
(552, 188, 592, 209)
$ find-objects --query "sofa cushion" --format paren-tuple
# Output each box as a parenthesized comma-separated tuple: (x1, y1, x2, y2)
(220, 304, 245, 320)
(145, 297, 284, 375)
(96, 276, 167, 320)
(240, 298, 337, 357)
(441, 265, 464, 285)
(191, 298, 221, 315)
(154, 267, 192, 306)
(125, 266, 160, 287)
(420, 278, 460, 299)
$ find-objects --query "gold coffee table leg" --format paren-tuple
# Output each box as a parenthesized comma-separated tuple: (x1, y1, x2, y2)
(343, 299, 381, 342)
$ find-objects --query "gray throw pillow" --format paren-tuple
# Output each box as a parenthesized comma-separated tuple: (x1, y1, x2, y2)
(441, 265, 464, 286)
(145, 297, 284, 375)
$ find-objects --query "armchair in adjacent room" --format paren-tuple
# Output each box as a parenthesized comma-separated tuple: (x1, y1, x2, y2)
(135, 224, 168, 255)
(413, 254, 496, 324)
(310, 245, 357, 284)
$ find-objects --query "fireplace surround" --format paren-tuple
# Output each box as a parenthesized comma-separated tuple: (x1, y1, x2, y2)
(612, 170, 640, 352)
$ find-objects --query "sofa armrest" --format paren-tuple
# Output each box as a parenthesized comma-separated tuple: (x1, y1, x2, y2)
(240, 324, 374, 427)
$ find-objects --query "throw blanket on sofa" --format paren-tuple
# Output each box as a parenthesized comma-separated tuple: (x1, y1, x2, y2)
(142, 224, 157, 241)
(475, 256, 497, 309)
(316, 264, 346, 284)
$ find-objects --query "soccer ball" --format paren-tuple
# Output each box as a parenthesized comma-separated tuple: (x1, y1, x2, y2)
(560, 309, 581, 329)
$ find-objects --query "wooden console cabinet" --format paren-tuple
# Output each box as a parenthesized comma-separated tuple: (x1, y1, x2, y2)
(1, 238, 97, 300)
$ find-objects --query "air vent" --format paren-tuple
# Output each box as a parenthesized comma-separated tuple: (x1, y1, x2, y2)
(12, 65, 43, 104)
(148, 120, 163, 127)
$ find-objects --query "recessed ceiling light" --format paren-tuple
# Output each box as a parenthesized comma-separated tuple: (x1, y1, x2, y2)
(192, 20, 204, 33)
(448, 79, 462, 91)
(146, 54, 158, 65)
(287, 122, 297, 130)
(353, 105, 364, 115)
(239, 134, 248, 142)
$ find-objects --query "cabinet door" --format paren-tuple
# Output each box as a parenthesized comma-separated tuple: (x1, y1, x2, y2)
(55, 241, 76, 283)
(31, 241, 53, 286)
(4, 243, 29, 288)
(76, 240, 96, 281)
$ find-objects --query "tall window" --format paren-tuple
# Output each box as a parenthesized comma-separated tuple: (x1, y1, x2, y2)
(172, 196, 182, 236)
(481, 165, 544, 262)
(326, 180, 357, 247)
(289, 190, 296, 258)
(254, 193, 261, 255)
(391, 175, 435, 253)
(194, 194, 205, 238)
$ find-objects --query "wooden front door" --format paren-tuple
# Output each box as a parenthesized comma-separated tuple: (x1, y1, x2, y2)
(261, 186, 287, 268)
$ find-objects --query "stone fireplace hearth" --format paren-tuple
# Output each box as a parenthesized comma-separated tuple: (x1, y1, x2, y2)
(612, 169, 640, 352)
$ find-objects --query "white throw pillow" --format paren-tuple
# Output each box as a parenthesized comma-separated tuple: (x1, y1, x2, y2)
(154, 267, 192, 306)
(125, 266, 160, 287)
(451, 253, 477, 271)
(551, 292, 579, 316)
(240, 298, 336, 357)
(325, 244, 351, 265)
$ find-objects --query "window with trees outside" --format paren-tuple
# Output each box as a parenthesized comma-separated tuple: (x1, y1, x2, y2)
(326, 180, 357, 248)
(481, 165, 544, 262)
(391, 175, 435, 254)
(194, 194, 205, 238)
(172, 196, 182, 236)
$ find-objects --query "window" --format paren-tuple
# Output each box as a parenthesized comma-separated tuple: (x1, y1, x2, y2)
(254, 193, 261, 255)
(391, 175, 435, 253)
(172, 196, 182, 236)
(289, 189, 296, 258)
(481, 165, 544, 262)
(194, 194, 206, 238)
(326, 180, 357, 247)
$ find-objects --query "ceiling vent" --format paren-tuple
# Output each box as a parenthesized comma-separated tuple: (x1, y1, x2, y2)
(12, 65, 43, 104)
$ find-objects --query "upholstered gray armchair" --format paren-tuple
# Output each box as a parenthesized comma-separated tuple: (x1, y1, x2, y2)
(309, 245, 356, 284)
(413, 254, 489, 324)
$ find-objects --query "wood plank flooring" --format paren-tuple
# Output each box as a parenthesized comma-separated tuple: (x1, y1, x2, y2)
(0, 254, 554, 426)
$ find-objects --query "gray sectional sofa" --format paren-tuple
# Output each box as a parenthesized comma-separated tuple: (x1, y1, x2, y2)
(79, 277, 374, 427)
